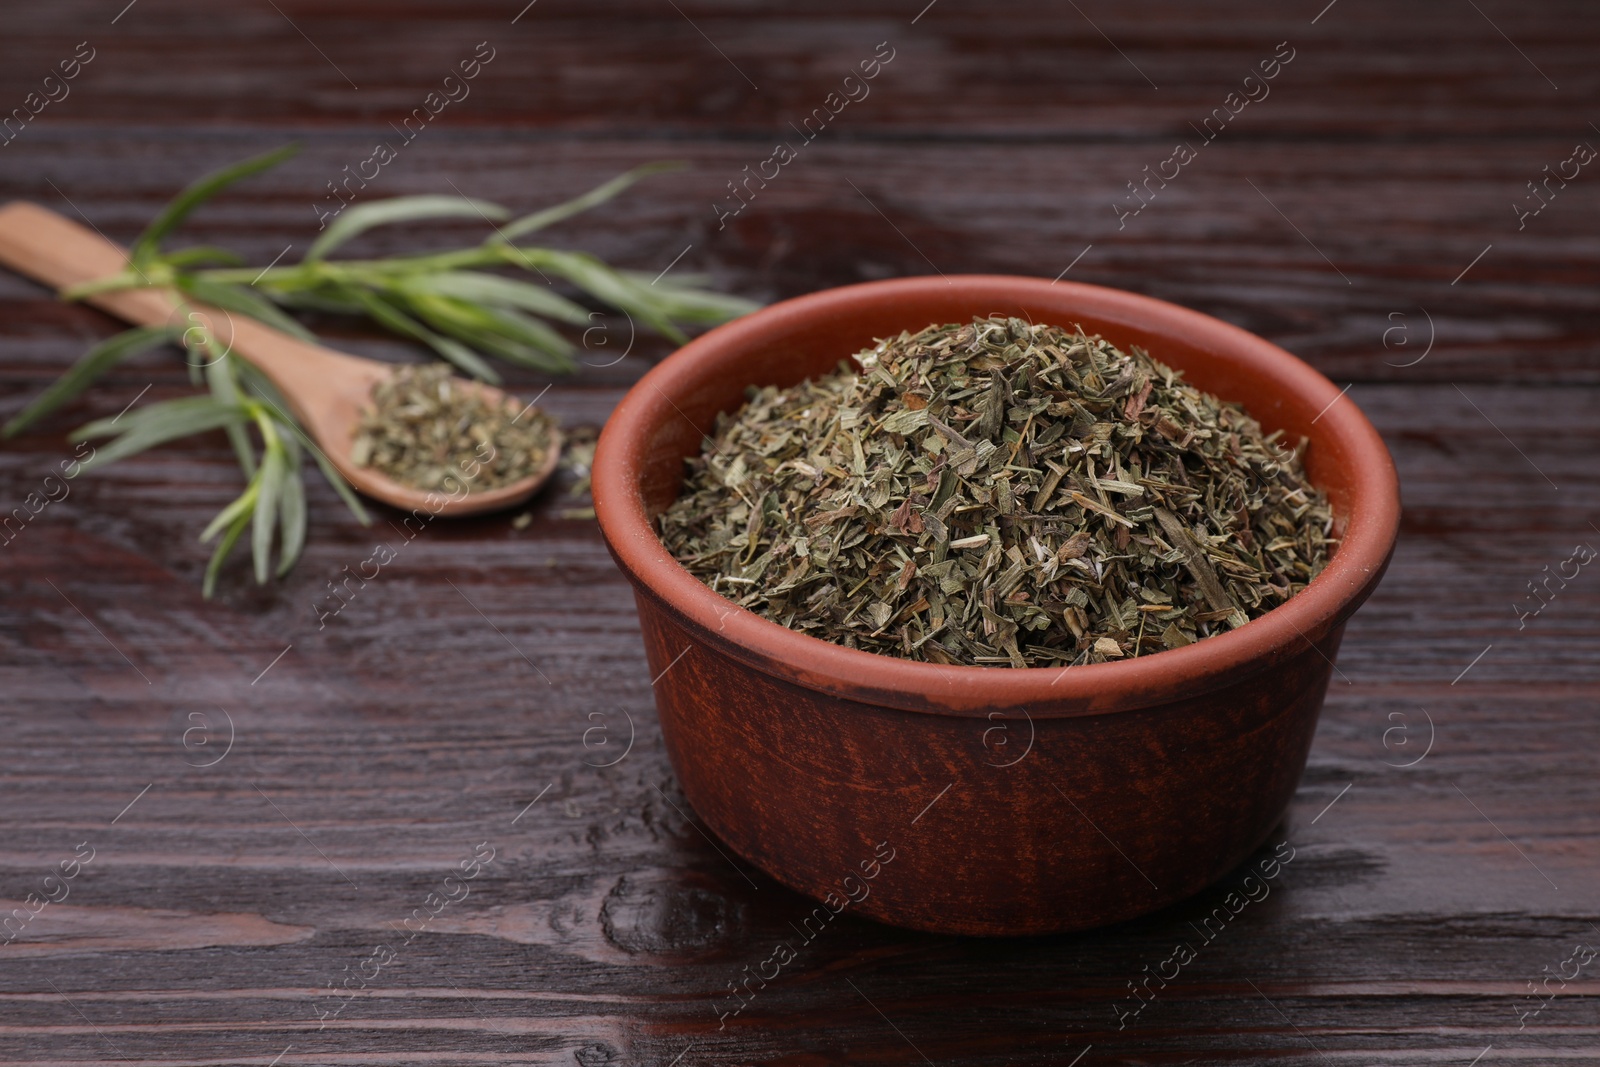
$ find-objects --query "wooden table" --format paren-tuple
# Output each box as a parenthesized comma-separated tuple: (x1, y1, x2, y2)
(2, 2, 1597, 1063)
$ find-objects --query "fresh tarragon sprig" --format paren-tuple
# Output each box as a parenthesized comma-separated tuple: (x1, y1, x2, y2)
(2, 144, 756, 596)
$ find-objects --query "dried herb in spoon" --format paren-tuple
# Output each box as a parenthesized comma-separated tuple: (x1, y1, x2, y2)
(657, 317, 1334, 668)
(351, 363, 556, 492)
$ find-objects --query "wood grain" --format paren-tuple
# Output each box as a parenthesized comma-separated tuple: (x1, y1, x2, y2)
(2, 1, 1598, 1064)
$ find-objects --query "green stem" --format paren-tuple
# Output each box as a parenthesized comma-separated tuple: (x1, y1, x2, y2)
(247, 402, 281, 452)
(200, 243, 527, 287)
(62, 265, 175, 301)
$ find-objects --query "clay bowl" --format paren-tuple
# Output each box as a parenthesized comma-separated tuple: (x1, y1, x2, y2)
(592, 275, 1399, 936)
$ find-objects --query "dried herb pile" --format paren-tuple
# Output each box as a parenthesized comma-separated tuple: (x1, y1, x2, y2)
(351, 364, 556, 492)
(657, 317, 1334, 667)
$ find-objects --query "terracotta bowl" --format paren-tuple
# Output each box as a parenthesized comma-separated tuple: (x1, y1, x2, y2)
(593, 275, 1399, 936)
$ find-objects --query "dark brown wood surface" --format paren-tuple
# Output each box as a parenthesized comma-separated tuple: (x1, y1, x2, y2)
(2, 2, 1597, 1064)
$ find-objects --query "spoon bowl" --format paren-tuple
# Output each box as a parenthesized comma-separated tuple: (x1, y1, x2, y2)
(0, 201, 561, 516)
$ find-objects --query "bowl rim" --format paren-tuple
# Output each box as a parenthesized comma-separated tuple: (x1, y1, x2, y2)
(593, 275, 1400, 719)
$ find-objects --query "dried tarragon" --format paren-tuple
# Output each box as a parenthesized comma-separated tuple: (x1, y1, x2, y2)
(351, 363, 555, 492)
(656, 317, 1334, 668)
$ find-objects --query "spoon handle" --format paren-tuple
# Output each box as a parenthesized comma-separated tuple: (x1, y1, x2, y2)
(0, 201, 181, 326)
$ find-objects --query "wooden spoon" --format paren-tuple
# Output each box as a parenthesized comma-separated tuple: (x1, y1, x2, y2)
(0, 201, 562, 517)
